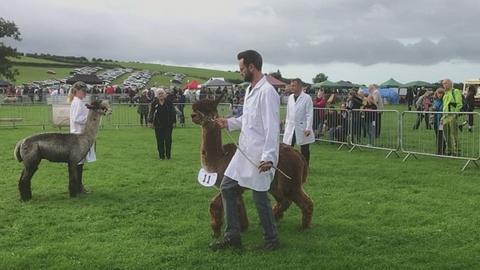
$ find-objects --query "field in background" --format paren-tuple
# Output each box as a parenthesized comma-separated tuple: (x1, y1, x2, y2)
(1, 124, 480, 269)
(7, 56, 242, 86)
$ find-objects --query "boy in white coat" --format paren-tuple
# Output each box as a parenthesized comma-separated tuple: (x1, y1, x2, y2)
(282, 78, 315, 164)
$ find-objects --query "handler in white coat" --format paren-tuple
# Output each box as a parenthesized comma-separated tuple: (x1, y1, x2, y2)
(211, 50, 280, 251)
(282, 78, 315, 164)
(67, 81, 96, 193)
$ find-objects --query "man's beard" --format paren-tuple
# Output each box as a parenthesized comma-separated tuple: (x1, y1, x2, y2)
(243, 70, 253, 82)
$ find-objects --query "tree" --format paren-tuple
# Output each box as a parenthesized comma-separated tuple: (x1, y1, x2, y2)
(312, 73, 328, 84)
(269, 69, 282, 80)
(0, 18, 21, 81)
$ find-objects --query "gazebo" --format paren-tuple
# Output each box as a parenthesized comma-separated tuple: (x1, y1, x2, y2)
(311, 80, 338, 89)
(202, 78, 234, 88)
(379, 78, 403, 88)
(265, 75, 287, 88)
(402, 81, 433, 88)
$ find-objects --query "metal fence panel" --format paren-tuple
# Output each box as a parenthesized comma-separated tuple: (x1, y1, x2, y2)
(401, 111, 480, 170)
(349, 109, 400, 158)
(313, 107, 349, 149)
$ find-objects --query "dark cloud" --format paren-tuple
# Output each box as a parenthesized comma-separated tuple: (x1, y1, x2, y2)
(2, 0, 480, 66)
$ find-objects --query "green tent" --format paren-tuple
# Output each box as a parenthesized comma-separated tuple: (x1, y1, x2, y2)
(379, 78, 403, 88)
(335, 80, 360, 88)
(312, 80, 338, 88)
(402, 80, 433, 88)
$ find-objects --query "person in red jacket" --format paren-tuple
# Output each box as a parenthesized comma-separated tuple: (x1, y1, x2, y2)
(313, 90, 326, 137)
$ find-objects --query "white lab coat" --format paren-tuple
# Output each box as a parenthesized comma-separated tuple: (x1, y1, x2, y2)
(282, 92, 315, 146)
(70, 96, 96, 164)
(224, 76, 280, 191)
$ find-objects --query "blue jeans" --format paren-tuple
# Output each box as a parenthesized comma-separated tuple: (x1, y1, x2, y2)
(220, 176, 278, 242)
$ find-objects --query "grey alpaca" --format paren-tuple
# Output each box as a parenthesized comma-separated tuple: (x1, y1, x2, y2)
(14, 100, 111, 201)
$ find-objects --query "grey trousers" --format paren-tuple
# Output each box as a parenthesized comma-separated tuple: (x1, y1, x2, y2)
(220, 176, 278, 242)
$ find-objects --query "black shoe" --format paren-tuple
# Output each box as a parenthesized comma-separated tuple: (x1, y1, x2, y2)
(209, 236, 242, 250)
(459, 125, 463, 132)
(262, 239, 280, 251)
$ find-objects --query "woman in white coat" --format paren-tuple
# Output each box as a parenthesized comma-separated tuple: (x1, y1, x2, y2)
(282, 78, 315, 164)
(67, 81, 96, 193)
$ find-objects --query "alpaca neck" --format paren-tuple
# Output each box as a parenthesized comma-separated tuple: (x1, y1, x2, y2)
(79, 111, 102, 148)
(201, 123, 224, 167)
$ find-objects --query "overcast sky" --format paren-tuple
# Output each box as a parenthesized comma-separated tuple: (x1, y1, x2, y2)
(2, 0, 480, 84)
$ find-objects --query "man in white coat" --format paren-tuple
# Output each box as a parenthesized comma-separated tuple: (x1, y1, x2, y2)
(282, 78, 315, 164)
(211, 50, 280, 251)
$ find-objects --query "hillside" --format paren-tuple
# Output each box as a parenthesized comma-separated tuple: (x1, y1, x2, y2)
(6, 56, 242, 86)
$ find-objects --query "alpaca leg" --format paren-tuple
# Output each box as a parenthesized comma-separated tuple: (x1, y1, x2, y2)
(209, 193, 224, 238)
(291, 190, 314, 229)
(68, 162, 81, 197)
(18, 166, 37, 201)
(237, 193, 249, 233)
(272, 195, 292, 221)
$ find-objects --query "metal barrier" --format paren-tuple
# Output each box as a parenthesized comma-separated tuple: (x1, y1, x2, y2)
(401, 111, 480, 170)
(0, 102, 232, 129)
(348, 109, 401, 158)
(313, 107, 349, 150)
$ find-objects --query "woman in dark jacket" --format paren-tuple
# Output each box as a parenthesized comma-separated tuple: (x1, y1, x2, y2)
(148, 88, 176, 159)
(465, 85, 476, 132)
(346, 90, 364, 143)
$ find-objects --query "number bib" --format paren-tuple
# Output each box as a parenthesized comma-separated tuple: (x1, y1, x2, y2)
(197, 168, 218, 187)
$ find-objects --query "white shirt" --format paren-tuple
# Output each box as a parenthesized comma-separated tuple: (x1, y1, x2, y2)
(224, 76, 280, 191)
(372, 89, 384, 110)
(70, 97, 88, 134)
(282, 92, 315, 146)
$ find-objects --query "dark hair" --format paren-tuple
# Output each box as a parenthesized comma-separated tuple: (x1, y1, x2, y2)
(237, 50, 262, 71)
(291, 78, 302, 85)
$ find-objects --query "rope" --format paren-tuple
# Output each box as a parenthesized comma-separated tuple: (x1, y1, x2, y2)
(196, 110, 292, 180)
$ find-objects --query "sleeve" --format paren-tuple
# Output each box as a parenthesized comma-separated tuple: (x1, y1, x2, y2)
(261, 87, 280, 164)
(227, 115, 242, 131)
(305, 96, 314, 131)
(148, 100, 156, 123)
(71, 100, 88, 125)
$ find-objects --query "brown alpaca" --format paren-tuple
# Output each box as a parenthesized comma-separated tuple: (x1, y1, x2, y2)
(191, 98, 314, 237)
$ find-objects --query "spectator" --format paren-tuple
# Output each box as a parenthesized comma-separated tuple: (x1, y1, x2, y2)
(137, 90, 150, 127)
(368, 84, 383, 137)
(313, 90, 326, 137)
(464, 85, 476, 132)
(441, 79, 462, 156)
(148, 89, 176, 160)
(431, 88, 446, 155)
(346, 90, 363, 143)
(406, 88, 415, 111)
(363, 95, 378, 146)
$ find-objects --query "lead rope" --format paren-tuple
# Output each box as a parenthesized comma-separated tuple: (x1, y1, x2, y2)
(198, 111, 292, 180)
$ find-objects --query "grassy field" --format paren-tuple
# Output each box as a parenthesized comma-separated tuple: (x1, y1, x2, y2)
(10, 66, 74, 85)
(1, 104, 480, 269)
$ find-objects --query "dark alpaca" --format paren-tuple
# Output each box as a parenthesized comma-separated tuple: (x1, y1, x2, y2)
(14, 100, 111, 201)
(191, 98, 314, 237)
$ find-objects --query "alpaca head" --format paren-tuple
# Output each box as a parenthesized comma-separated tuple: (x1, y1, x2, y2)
(85, 100, 112, 115)
(191, 94, 224, 126)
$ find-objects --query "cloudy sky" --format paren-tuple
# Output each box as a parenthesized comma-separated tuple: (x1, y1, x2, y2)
(2, 0, 480, 84)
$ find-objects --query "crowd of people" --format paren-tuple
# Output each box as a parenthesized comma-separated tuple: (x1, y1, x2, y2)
(409, 79, 476, 156)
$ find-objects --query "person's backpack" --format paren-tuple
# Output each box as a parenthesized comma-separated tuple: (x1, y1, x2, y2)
(451, 89, 469, 112)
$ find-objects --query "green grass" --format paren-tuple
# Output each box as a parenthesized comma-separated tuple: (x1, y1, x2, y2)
(8, 56, 70, 65)
(10, 66, 73, 85)
(1, 104, 480, 269)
